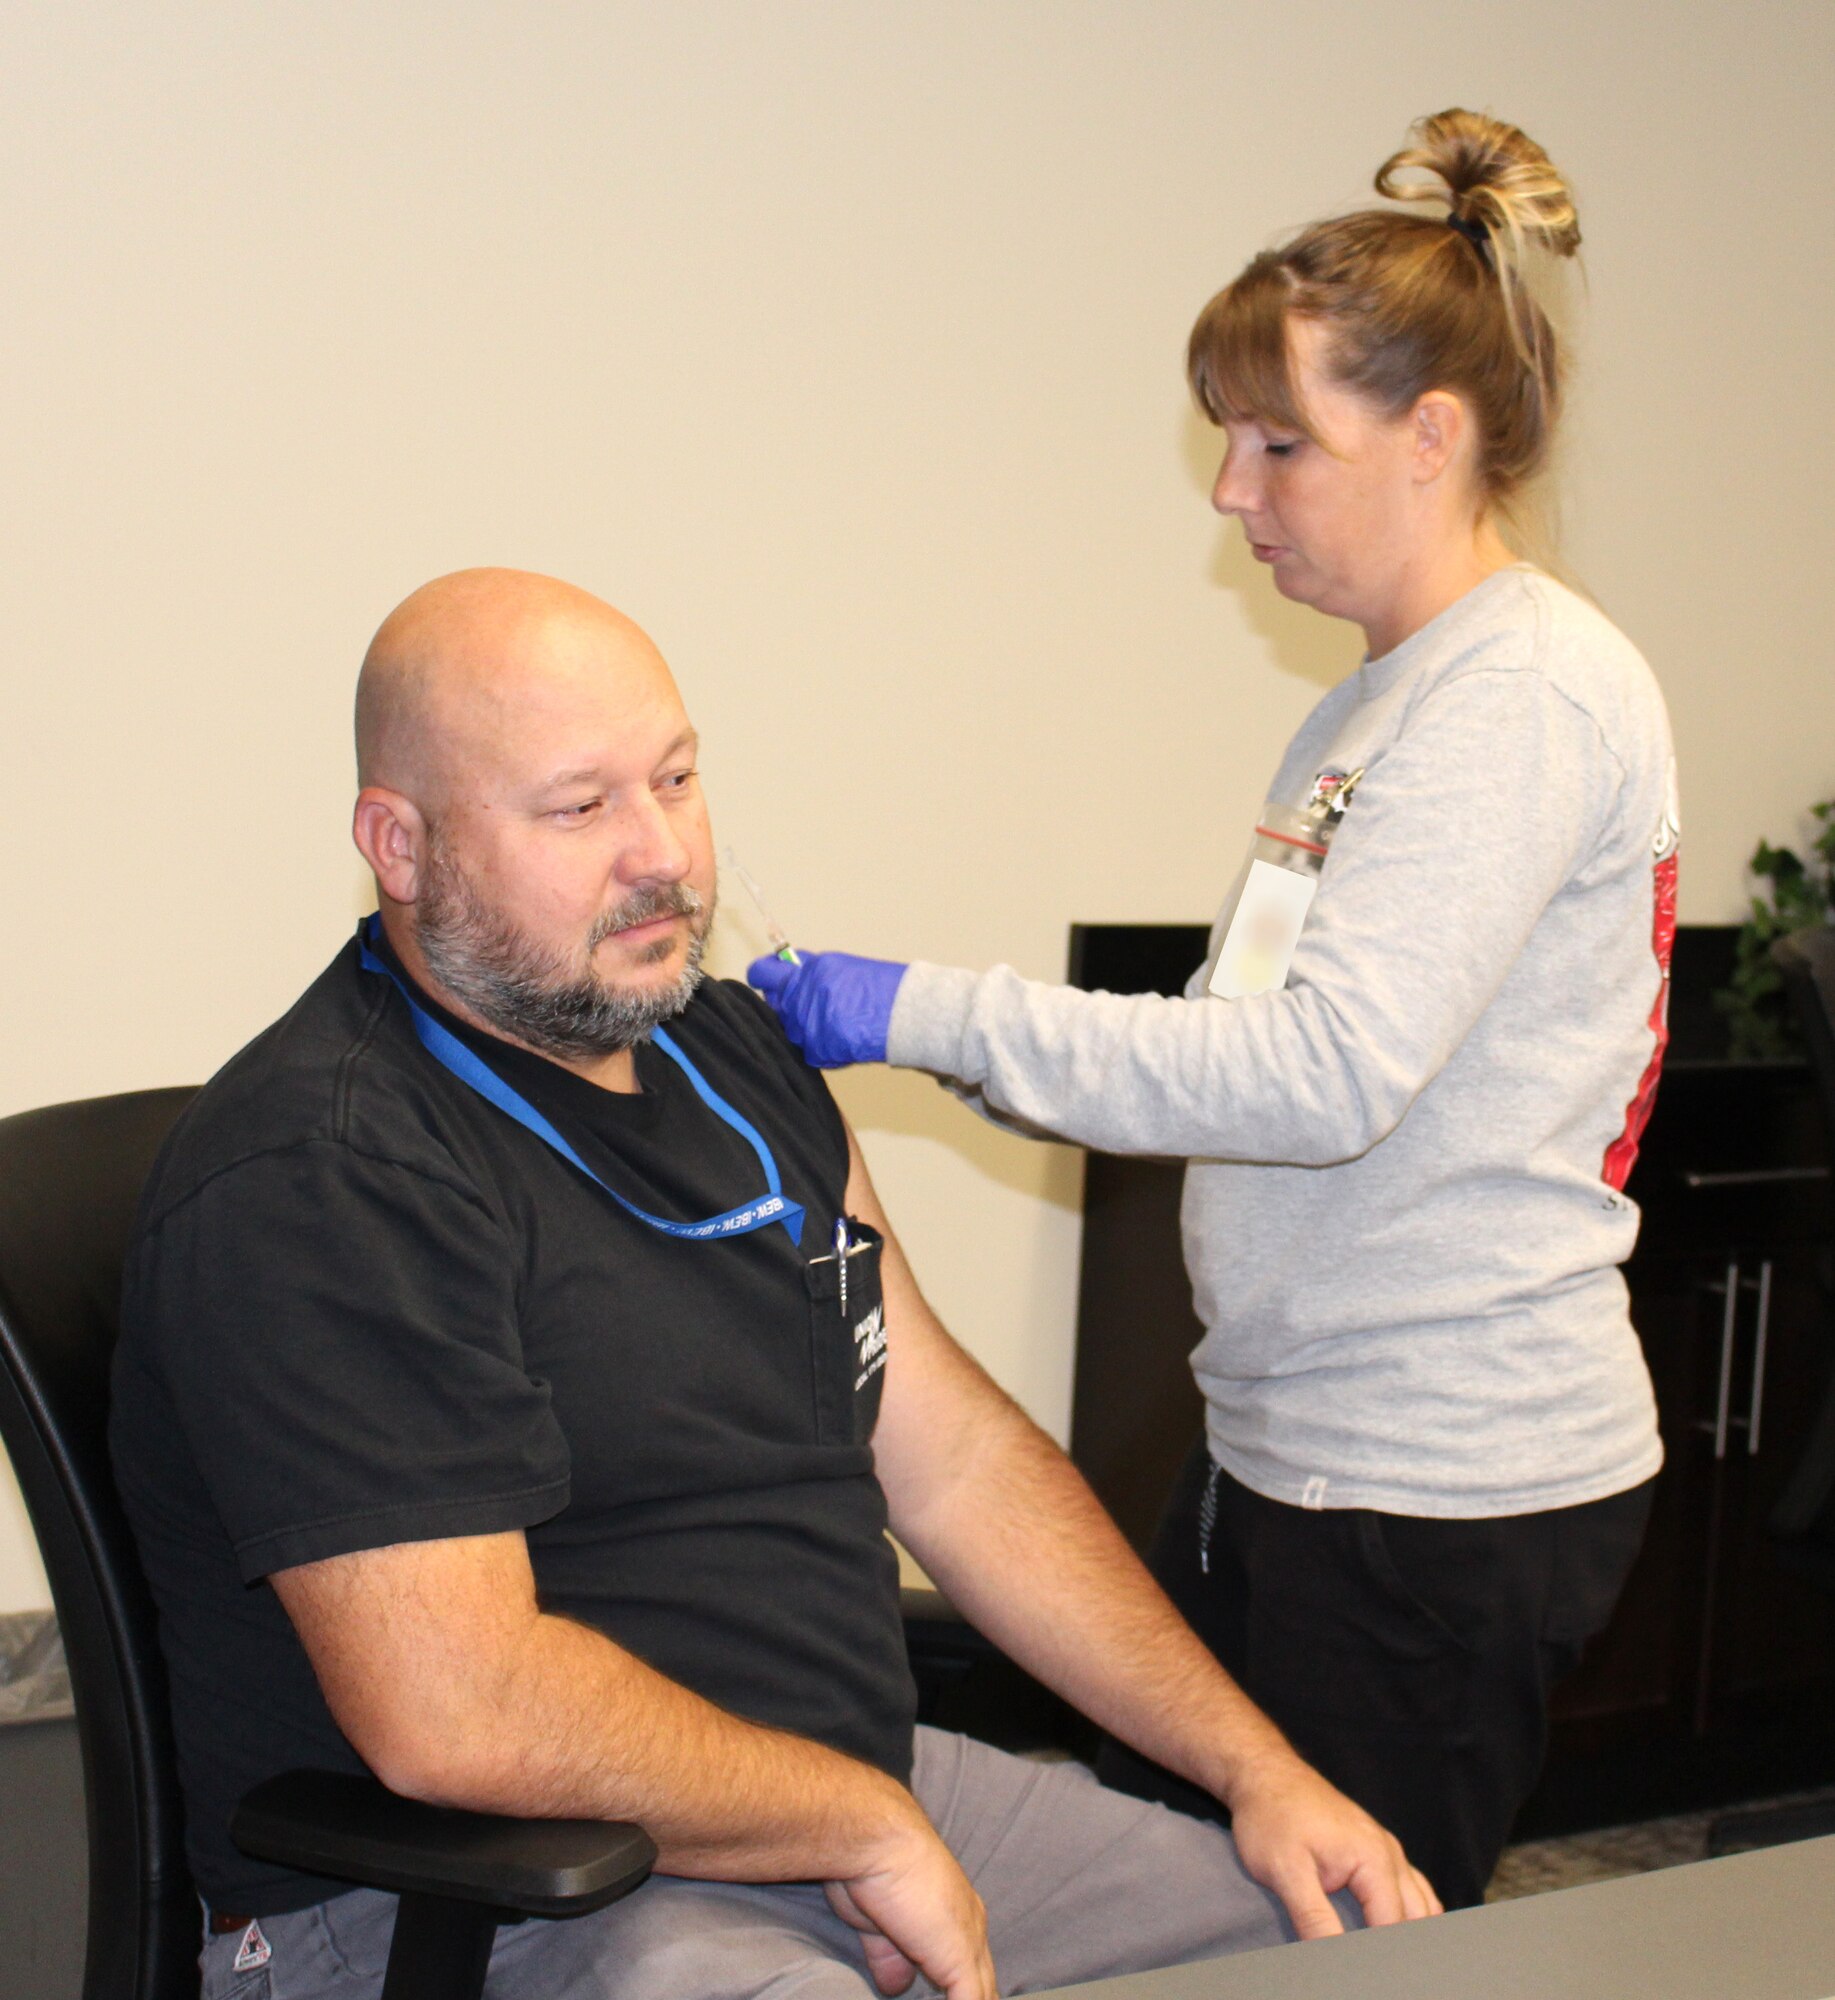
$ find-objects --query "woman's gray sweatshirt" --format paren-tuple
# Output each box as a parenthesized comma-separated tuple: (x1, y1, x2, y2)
(888, 568, 1676, 1517)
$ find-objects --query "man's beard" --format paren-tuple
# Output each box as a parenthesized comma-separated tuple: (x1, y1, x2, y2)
(415, 844, 711, 1062)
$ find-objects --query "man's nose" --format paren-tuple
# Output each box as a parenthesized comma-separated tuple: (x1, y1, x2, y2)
(615, 794, 693, 885)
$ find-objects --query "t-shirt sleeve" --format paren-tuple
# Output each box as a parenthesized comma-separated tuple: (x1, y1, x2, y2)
(128, 1141, 571, 1581)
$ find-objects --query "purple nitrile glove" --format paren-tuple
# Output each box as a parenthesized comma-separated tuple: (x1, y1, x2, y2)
(747, 951, 909, 1068)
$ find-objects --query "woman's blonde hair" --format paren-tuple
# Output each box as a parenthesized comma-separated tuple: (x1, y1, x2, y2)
(1187, 109, 1582, 506)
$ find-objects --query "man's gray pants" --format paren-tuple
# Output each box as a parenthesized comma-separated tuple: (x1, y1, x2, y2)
(200, 1728, 1358, 1998)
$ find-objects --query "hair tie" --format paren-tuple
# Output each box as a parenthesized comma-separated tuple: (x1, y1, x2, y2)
(1446, 210, 1493, 265)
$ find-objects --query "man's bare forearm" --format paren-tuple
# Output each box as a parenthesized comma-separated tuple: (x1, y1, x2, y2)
(467, 1610, 927, 1876)
(853, 1115, 1292, 1813)
(272, 1537, 923, 1883)
(887, 1381, 1290, 1809)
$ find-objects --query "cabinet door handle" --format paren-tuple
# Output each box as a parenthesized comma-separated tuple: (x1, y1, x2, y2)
(1713, 1259, 1740, 1461)
(1746, 1259, 1774, 1457)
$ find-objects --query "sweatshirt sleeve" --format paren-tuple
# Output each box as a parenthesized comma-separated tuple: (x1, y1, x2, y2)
(886, 667, 1623, 1165)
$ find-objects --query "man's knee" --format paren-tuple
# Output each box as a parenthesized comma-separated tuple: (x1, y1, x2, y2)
(915, 1735, 1306, 1984)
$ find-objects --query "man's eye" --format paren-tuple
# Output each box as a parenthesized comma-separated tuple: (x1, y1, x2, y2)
(659, 768, 699, 793)
(555, 801, 601, 820)
(1265, 440, 1300, 459)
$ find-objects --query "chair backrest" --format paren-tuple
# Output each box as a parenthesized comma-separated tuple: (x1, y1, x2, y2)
(0, 1089, 200, 2000)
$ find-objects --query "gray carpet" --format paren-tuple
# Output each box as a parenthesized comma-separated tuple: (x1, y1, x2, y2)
(1489, 1787, 1835, 1901)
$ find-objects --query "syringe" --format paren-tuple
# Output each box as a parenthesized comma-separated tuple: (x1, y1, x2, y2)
(724, 848, 802, 964)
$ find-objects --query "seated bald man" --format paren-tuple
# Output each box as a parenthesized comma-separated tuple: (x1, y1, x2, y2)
(110, 569, 1436, 2000)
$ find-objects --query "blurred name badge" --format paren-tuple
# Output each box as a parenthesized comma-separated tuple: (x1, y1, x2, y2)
(1209, 858, 1317, 997)
(1208, 796, 1342, 1000)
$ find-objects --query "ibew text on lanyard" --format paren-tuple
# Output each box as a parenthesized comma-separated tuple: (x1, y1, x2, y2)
(360, 918, 807, 1246)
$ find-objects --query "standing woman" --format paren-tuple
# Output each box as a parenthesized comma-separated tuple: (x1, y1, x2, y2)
(752, 109, 1678, 1909)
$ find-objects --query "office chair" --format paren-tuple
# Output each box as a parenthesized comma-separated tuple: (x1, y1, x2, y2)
(0, 1090, 655, 2000)
(1708, 928, 1835, 1857)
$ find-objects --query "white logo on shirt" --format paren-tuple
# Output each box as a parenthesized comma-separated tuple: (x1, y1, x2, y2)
(853, 1303, 888, 1392)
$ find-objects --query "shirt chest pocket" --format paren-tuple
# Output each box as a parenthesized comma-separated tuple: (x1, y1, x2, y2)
(804, 1222, 887, 1446)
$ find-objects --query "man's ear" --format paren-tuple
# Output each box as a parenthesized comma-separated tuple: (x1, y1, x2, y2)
(352, 787, 429, 905)
(1410, 390, 1468, 486)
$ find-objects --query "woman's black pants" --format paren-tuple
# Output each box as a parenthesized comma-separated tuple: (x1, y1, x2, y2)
(1096, 1445, 1655, 1910)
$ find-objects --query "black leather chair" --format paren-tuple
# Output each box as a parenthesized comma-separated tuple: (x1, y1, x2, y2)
(0, 1090, 655, 2000)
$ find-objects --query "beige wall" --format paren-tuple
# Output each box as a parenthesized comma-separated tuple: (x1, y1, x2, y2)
(3, 0, 1831, 1611)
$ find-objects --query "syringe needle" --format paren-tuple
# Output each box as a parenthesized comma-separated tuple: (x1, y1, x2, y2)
(724, 847, 802, 963)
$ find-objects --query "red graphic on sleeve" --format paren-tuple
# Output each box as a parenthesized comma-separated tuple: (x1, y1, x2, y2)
(1603, 850, 1678, 1190)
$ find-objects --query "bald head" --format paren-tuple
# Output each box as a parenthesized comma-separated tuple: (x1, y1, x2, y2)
(350, 568, 714, 1081)
(354, 568, 672, 814)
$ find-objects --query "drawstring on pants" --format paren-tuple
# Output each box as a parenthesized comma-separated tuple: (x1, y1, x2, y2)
(1197, 1455, 1224, 1575)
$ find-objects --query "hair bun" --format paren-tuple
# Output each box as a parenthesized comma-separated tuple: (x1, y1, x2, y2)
(1376, 108, 1581, 259)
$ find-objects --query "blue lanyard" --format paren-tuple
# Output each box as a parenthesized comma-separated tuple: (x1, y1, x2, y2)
(360, 920, 806, 1246)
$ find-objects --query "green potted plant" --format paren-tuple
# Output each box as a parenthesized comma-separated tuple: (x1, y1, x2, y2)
(1714, 800, 1835, 1059)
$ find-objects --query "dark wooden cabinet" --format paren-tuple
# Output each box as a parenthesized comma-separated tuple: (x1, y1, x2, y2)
(1550, 1059, 1830, 1729)
(1066, 923, 1835, 1830)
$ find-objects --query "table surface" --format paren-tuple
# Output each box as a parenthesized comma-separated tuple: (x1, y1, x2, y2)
(1041, 1835, 1835, 2000)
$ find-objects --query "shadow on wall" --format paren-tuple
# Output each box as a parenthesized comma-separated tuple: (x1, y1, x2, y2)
(1177, 408, 1358, 695)
(833, 1064, 1083, 1217)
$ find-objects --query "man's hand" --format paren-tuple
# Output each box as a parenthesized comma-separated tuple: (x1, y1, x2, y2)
(824, 1816, 997, 2000)
(747, 951, 908, 1067)
(1224, 1749, 1441, 1938)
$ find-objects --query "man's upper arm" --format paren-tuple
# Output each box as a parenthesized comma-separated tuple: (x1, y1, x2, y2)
(840, 1118, 1031, 1546)
(270, 1529, 543, 1798)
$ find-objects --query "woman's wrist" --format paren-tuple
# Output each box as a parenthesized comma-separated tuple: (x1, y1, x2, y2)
(885, 960, 982, 1073)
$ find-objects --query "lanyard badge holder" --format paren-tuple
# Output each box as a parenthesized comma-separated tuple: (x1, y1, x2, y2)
(1209, 768, 1363, 1000)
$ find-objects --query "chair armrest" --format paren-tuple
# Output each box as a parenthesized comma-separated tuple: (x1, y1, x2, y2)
(231, 1768, 656, 1918)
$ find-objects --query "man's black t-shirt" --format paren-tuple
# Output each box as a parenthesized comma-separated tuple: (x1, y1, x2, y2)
(110, 931, 915, 1912)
